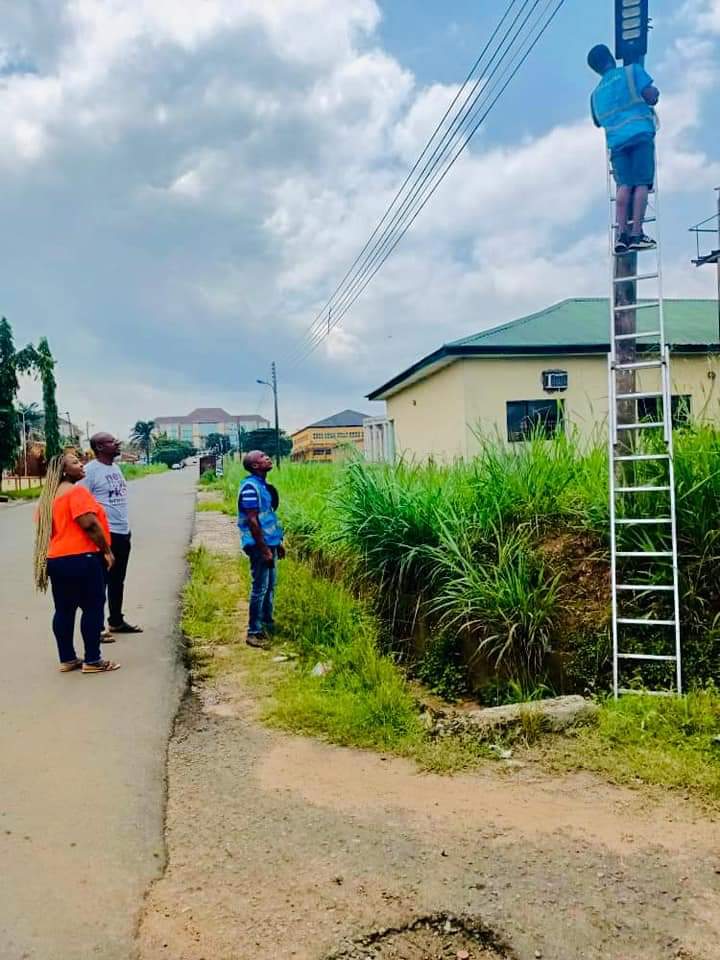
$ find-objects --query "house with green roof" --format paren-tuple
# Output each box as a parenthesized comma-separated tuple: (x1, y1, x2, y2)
(366, 298, 720, 461)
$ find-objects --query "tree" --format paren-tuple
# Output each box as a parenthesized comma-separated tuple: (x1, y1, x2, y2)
(0, 318, 20, 487)
(35, 338, 61, 458)
(206, 432, 232, 456)
(241, 427, 292, 460)
(152, 436, 195, 467)
(17, 402, 43, 438)
(130, 420, 156, 463)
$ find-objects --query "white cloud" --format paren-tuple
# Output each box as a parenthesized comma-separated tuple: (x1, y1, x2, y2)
(1, 0, 718, 435)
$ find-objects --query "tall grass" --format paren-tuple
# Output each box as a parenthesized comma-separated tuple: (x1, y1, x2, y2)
(220, 424, 719, 693)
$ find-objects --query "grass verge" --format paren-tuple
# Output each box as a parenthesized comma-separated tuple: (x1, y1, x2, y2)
(120, 463, 169, 480)
(3, 486, 42, 500)
(182, 546, 489, 771)
(182, 544, 720, 801)
(196, 499, 225, 512)
(540, 688, 720, 802)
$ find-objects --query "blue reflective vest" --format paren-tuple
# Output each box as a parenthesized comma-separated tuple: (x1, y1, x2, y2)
(591, 64, 656, 152)
(236, 475, 284, 548)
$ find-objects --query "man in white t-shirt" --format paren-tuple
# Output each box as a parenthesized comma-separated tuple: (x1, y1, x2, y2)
(82, 433, 143, 636)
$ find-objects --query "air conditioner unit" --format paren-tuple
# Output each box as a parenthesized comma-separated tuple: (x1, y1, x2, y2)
(542, 369, 568, 392)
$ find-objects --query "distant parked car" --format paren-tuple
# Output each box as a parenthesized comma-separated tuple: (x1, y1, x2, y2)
(171, 462, 182, 470)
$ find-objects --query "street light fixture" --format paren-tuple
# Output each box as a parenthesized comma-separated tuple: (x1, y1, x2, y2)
(615, 0, 648, 64)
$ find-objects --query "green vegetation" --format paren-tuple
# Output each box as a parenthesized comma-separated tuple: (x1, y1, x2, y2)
(130, 420, 155, 463)
(35, 338, 60, 458)
(120, 462, 168, 480)
(5, 486, 42, 500)
(545, 687, 720, 801)
(182, 546, 430, 755)
(214, 424, 719, 696)
(182, 544, 720, 800)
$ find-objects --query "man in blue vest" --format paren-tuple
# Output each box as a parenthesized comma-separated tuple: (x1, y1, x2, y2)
(237, 449, 285, 648)
(588, 43, 660, 255)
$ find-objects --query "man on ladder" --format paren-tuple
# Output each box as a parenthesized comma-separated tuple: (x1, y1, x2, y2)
(586, 1, 683, 697)
(588, 43, 660, 254)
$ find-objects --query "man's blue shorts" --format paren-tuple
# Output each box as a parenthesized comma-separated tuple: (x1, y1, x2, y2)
(611, 136, 655, 189)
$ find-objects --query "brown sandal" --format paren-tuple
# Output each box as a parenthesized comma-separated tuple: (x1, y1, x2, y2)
(59, 659, 83, 673)
(82, 660, 121, 674)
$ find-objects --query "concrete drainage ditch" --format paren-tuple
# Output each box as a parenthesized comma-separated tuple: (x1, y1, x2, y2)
(326, 913, 514, 960)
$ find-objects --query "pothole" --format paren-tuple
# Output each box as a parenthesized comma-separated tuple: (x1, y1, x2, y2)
(327, 913, 513, 960)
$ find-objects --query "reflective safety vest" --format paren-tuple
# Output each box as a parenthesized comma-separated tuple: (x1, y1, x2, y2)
(591, 65, 656, 152)
(236, 475, 284, 548)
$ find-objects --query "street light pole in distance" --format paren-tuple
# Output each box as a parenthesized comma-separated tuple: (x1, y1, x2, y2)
(256, 361, 281, 469)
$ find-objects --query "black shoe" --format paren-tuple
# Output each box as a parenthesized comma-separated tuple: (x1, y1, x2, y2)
(629, 233, 656, 251)
(614, 233, 630, 254)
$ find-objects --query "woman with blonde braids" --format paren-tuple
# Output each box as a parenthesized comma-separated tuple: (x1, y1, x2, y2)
(34, 452, 121, 673)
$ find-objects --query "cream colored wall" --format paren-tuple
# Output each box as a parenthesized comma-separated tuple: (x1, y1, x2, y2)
(462, 355, 609, 451)
(668, 355, 720, 422)
(385, 353, 720, 462)
(385, 362, 468, 461)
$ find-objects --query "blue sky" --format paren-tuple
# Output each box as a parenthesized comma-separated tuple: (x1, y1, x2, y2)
(1, 0, 718, 435)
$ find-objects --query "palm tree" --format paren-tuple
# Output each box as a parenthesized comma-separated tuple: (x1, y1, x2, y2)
(17, 402, 43, 440)
(130, 420, 156, 463)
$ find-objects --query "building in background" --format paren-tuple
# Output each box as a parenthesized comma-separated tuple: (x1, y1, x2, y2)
(367, 298, 720, 462)
(290, 409, 369, 463)
(154, 408, 269, 449)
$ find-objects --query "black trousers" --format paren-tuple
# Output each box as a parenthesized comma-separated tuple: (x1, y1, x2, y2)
(107, 532, 131, 627)
(47, 553, 105, 664)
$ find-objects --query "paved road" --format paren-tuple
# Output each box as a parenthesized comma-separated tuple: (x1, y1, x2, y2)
(0, 469, 196, 960)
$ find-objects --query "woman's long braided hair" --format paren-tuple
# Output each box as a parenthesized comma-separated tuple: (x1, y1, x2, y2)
(33, 454, 66, 593)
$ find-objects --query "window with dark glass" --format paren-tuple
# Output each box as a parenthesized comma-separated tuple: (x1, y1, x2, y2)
(638, 394, 692, 428)
(506, 399, 564, 442)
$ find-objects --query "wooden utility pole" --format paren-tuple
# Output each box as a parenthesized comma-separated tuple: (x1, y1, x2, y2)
(613, 251, 638, 459)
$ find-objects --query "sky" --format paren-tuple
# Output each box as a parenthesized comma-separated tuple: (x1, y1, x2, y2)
(2, 0, 719, 437)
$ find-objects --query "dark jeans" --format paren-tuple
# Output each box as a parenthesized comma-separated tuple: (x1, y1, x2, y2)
(107, 532, 131, 628)
(47, 553, 105, 664)
(246, 546, 277, 636)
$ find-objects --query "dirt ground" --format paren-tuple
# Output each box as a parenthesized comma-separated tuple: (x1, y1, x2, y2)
(136, 511, 720, 960)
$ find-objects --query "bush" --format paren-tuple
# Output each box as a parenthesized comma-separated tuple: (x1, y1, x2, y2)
(262, 425, 720, 694)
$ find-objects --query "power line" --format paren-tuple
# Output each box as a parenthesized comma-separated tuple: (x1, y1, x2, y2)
(293, 0, 565, 365)
(286, 0, 567, 368)
(292, 0, 543, 360)
(286, 0, 532, 357)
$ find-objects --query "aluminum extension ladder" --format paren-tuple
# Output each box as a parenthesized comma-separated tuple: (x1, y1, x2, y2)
(607, 167, 682, 697)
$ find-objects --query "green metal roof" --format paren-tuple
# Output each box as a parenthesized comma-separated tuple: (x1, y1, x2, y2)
(449, 298, 719, 349)
(367, 298, 719, 400)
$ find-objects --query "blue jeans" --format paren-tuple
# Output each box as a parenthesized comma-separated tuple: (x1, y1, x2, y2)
(47, 553, 105, 664)
(246, 546, 277, 636)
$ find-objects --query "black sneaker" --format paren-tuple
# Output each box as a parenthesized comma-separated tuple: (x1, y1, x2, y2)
(614, 233, 630, 254)
(629, 233, 656, 251)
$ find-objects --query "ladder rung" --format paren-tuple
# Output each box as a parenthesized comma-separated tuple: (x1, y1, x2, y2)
(614, 453, 669, 462)
(616, 584, 675, 591)
(616, 485, 670, 493)
(614, 330, 661, 341)
(616, 550, 673, 557)
(615, 390, 662, 399)
(614, 301, 660, 313)
(615, 518, 672, 525)
(615, 421, 664, 431)
(615, 360, 664, 370)
(613, 272, 658, 283)
(618, 651, 677, 659)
